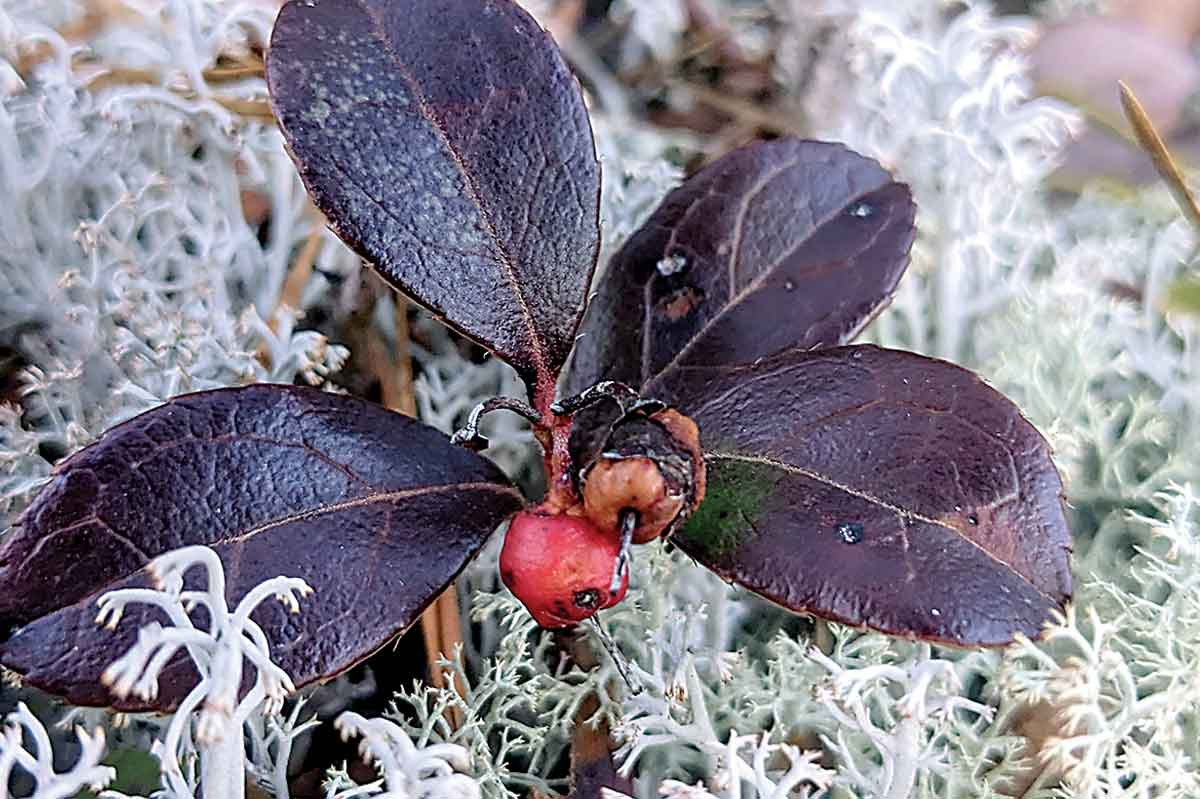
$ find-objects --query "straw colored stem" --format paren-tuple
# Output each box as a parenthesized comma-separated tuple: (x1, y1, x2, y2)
(1118, 80, 1200, 233)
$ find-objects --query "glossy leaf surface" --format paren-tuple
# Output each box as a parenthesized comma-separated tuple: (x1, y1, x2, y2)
(268, 0, 600, 397)
(0, 386, 523, 709)
(567, 138, 914, 396)
(657, 345, 1071, 646)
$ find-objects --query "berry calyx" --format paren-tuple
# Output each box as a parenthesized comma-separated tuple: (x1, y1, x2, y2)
(583, 456, 684, 544)
(581, 408, 707, 543)
(499, 508, 628, 628)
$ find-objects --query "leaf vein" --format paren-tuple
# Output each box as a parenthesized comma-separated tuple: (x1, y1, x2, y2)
(706, 451, 1053, 601)
(727, 158, 800, 291)
(223, 482, 519, 545)
(353, 0, 548, 383)
(644, 183, 889, 390)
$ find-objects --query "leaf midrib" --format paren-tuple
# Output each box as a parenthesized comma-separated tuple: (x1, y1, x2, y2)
(706, 451, 1052, 602)
(352, 0, 550, 383)
(225, 481, 521, 545)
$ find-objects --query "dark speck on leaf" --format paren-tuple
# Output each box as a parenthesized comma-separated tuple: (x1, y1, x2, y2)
(657, 286, 704, 321)
(967, 514, 979, 526)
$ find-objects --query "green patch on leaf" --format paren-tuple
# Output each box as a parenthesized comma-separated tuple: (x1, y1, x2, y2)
(676, 457, 775, 559)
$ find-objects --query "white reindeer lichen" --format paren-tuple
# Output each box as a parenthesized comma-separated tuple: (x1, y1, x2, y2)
(96, 545, 312, 799)
(0, 703, 115, 799)
(325, 712, 479, 799)
(1002, 486, 1200, 798)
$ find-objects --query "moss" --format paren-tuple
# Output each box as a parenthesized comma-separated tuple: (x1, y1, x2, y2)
(675, 457, 775, 560)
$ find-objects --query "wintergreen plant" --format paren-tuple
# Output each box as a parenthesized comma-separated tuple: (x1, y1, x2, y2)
(2, 2, 1200, 799)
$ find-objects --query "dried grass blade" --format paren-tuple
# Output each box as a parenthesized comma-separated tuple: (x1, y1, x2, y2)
(1119, 80, 1200, 232)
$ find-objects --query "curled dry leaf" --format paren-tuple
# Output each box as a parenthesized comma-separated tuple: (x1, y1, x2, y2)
(1032, 14, 1200, 188)
(0, 386, 522, 709)
(268, 0, 601, 403)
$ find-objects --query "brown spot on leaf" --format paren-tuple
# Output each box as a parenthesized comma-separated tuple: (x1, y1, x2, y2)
(656, 286, 705, 321)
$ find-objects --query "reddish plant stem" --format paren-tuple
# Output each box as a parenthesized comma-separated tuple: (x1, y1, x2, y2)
(559, 630, 632, 799)
(531, 386, 626, 798)
(532, 380, 579, 512)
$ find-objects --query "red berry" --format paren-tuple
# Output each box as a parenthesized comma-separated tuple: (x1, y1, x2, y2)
(499, 509, 629, 629)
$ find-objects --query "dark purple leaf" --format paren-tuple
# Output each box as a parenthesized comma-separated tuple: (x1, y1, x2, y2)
(267, 0, 600, 401)
(656, 345, 1071, 646)
(566, 138, 914, 396)
(0, 385, 523, 709)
